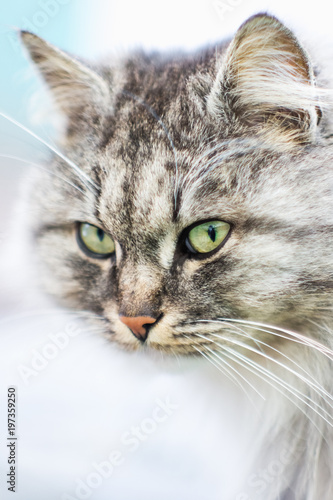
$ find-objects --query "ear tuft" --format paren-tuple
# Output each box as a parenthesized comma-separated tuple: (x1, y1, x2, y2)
(207, 14, 321, 147)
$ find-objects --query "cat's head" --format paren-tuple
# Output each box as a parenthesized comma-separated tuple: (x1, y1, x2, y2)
(21, 14, 333, 354)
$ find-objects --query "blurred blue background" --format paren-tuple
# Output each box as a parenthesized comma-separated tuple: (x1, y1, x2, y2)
(1, 0, 77, 126)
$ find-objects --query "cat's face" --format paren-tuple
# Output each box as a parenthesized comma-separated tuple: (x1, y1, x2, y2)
(22, 14, 333, 354)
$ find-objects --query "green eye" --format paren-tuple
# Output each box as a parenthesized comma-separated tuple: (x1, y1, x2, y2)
(186, 220, 231, 254)
(77, 223, 115, 258)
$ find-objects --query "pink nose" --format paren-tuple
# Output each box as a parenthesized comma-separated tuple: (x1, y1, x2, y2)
(119, 315, 157, 341)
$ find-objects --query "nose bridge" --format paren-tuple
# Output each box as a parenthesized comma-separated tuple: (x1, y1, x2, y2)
(118, 261, 162, 316)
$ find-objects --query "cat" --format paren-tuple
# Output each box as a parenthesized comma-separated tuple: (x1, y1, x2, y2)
(2, 12, 333, 500)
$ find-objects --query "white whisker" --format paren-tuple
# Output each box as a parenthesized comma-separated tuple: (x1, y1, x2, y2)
(0, 110, 98, 193)
(221, 325, 333, 407)
(224, 336, 333, 419)
(183, 335, 264, 411)
(219, 318, 333, 360)
(0, 154, 86, 195)
(188, 341, 241, 387)
(190, 333, 265, 399)
(199, 347, 265, 411)
(198, 320, 333, 408)
(0, 308, 104, 326)
(211, 338, 333, 429)
(211, 342, 331, 435)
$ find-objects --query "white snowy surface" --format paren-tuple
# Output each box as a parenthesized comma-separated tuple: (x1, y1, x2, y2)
(0, 292, 256, 500)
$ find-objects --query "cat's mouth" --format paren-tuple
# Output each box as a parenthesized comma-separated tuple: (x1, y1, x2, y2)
(80, 306, 301, 361)
(99, 311, 263, 356)
(88, 309, 323, 373)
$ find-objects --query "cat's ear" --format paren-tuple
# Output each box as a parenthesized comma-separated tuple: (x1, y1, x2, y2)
(20, 31, 111, 136)
(207, 14, 321, 147)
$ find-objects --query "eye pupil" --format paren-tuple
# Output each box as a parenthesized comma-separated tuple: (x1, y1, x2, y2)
(186, 220, 231, 255)
(208, 225, 216, 242)
(78, 223, 115, 258)
(97, 228, 104, 242)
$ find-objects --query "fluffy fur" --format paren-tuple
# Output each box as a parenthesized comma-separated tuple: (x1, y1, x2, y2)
(7, 13, 333, 499)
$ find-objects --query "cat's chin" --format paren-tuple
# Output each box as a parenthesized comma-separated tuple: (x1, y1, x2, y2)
(107, 337, 201, 357)
(111, 339, 211, 372)
(143, 342, 200, 357)
(107, 329, 211, 356)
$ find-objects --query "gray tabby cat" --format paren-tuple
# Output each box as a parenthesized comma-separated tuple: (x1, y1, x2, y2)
(17, 13, 333, 499)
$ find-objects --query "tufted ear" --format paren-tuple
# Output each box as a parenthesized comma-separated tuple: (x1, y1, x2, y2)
(207, 14, 321, 147)
(20, 31, 111, 137)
